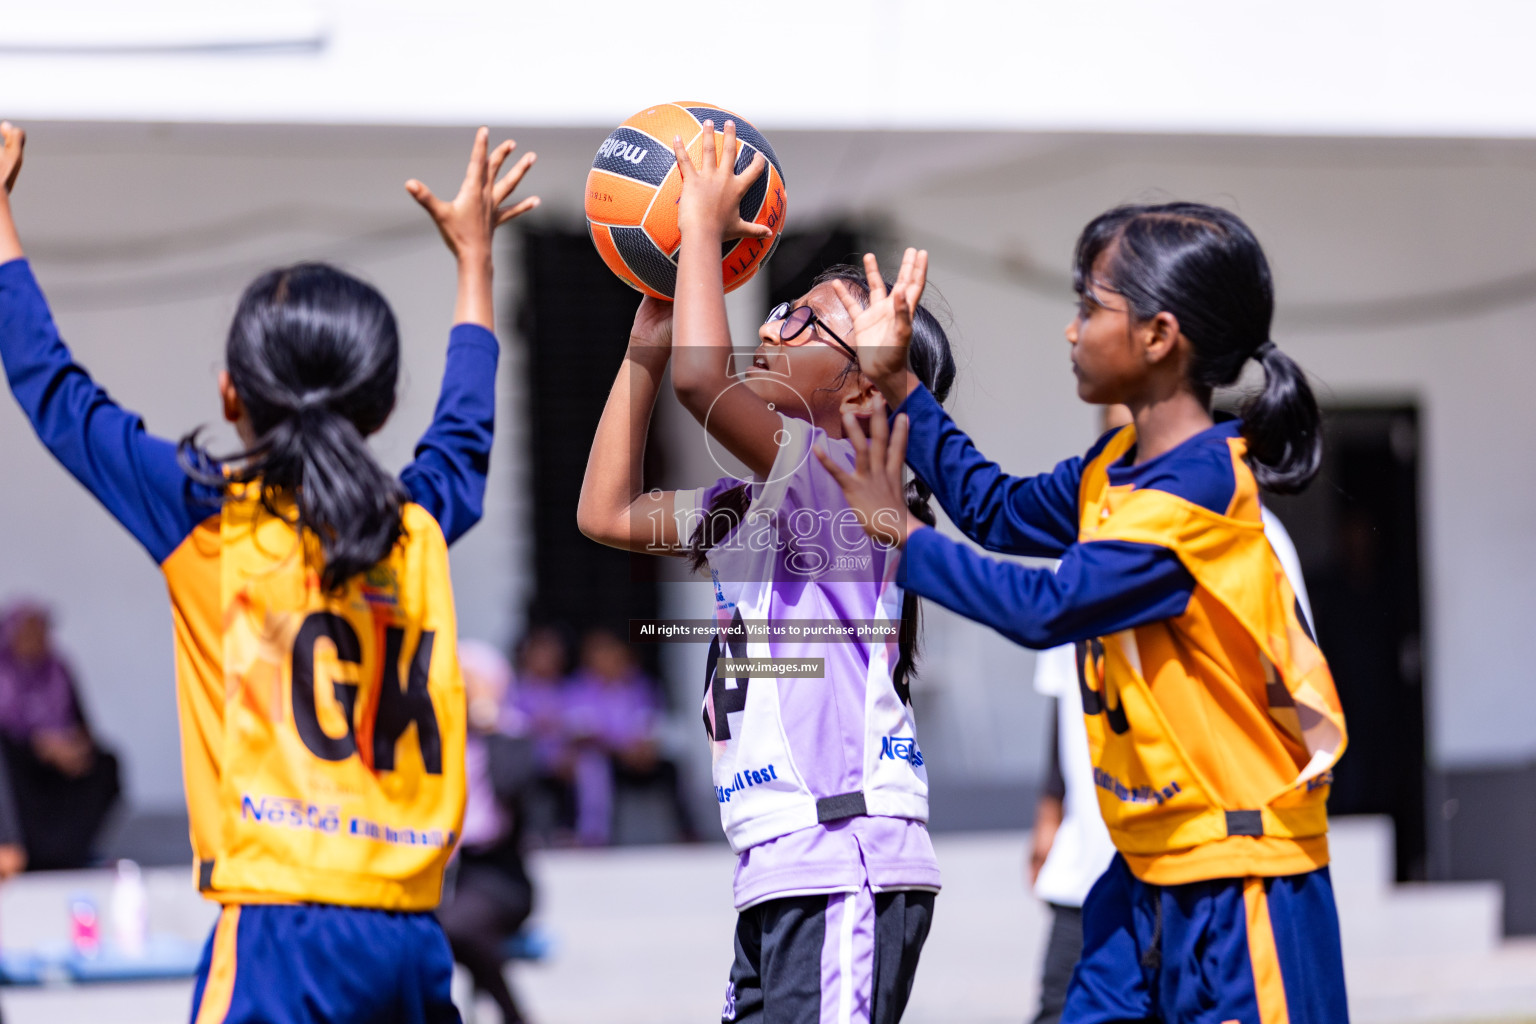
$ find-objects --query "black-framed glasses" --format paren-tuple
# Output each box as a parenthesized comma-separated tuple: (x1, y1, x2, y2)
(763, 302, 859, 362)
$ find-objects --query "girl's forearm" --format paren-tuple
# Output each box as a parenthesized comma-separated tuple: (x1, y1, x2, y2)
(0, 194, 22, 264)
(877, 369, 923, 409)
(670, 230, 731, 405)
(577, 344, 670, 548)
(453, 251, 495, 330)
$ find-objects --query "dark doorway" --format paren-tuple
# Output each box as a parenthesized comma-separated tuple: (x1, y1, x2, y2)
(517, 229, 661, 670)
(1265, 405, 1428, 881)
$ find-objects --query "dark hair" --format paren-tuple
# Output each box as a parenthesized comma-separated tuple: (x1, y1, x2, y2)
(1073, 202, 1322, 493)
(687, 263, 958, 701)
(179, 263, 406, 591)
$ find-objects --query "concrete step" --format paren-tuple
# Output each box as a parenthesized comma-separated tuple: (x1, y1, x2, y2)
(1339, 880, 1504, 958)
(0, 829, 1528, 1023)
(1346, 939, 1536, 1024)
(1325, 814, 1395, 902)
(1327, 815, 1505, 957)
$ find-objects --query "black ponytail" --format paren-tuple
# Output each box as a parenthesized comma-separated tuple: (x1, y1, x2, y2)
(687, 263, 957, 702)
(179, 263, 406, 591)
(1240, 341, 1322, 493)
(1074, 202, 1323, 493)
(891, 477, 938, 703)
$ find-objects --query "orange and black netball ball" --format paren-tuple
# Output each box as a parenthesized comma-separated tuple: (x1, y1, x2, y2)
(584, 102, 787, 299)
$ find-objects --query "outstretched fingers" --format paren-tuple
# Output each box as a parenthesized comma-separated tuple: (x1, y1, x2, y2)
(726, 151, 770, 239)
(486, 139, 517, 186)
(496, 194, 541, 226)
(493, 150, 537, 206)
(893, 247, 917, 291)
(0, 121, 25, 194)
(721, 120, 739, 171)
(404, 178, 444, 218)
(903, 249, 930, 316)
(862, 253, 888, 301)
(891, 287, 914, 336)
(830, 279, 862, 320)
(867, 394, 890, 454)
(813, 444, 852, 488)
(672, 133, 696, 180)
(734, 219, 775, 240)
(464, 127, 490, 189)
(843, 410, 872, 476)
(886, 412, 909, 482)
(737, 149, 766, 186)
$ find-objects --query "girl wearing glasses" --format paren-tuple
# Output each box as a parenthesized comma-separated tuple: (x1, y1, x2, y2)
(578, 121, 954, 1024)
(818, 205, 1349, 1024)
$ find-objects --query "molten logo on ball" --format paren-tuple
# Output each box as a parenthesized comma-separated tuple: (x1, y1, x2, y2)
(584, 101, 788, 299)
(596, 138, 649, 165)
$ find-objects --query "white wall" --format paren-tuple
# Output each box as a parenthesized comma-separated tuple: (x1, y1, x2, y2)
(7, 1, 1536, 138)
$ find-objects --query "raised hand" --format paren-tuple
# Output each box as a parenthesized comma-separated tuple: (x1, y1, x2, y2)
(0, 122, 26, 262)
(813, 393, 917, 548)
(830, 249, 928, 403)
(673, 120, 773, 242)
(406, 127, 539, 263)
(1, 122, 24, 195)
(629, 295, 675, 350)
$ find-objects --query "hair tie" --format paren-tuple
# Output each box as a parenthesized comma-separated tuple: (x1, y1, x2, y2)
(294, 390, 334, 413)
(1253, 340, 1277, 361)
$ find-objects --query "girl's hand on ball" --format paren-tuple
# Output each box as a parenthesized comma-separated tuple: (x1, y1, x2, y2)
(406, 127, 540, 264)
(673, 120, 774, 242)
(629, 296, 675, 350)
(830, 249, 928, 405)
(0, 122, 25, 195)
(814, 394, 919, 549)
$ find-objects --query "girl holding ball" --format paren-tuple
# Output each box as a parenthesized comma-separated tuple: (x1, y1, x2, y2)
(578, 121, 954, 1024)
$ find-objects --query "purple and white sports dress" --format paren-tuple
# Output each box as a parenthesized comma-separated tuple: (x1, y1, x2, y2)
(676, 414, 940, 1024)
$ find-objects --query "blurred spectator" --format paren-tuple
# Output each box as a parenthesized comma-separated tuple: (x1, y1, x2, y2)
(0, 602, 119, 869)
(512, 625, 574, 780)
(0, 747, 26, 880)
(438, 639, 536, 1024)
(562, 629, 697, 846)
(512, 625, 578, 841)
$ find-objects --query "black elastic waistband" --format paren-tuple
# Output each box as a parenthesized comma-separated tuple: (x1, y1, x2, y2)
(1225, 810, 1263, 837)
(816, 791, 868, 823)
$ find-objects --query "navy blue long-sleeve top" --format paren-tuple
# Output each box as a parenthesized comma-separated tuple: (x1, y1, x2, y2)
(896, 384, 1245, 650)
(0, 257, 496, 562)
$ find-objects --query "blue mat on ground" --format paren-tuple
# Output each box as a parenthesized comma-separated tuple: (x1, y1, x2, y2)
(0, 934, 203, 985)
(501, 924, 554, 962)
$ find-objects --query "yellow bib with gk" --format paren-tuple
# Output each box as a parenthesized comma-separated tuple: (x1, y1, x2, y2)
(167, 484, 466, 910)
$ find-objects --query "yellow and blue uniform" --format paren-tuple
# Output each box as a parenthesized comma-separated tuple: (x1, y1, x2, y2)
(896, 383, 1349, 1024)
(0, 258, 494, 1023)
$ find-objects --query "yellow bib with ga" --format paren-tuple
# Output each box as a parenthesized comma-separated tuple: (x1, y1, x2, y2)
(1077, 427, 1347, 885)
(202, 485, 466, 909)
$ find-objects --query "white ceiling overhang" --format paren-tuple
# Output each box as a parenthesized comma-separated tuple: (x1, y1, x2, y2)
(2, 0, 1534, 138)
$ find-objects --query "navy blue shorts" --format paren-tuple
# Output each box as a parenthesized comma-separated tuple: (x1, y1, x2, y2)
(1065, 855, 1348, 1024)
(189, 903, 460, 1024)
